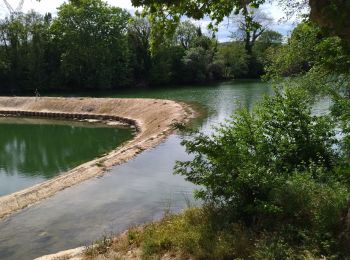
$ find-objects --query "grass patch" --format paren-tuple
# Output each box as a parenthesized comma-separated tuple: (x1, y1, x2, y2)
(84, 235, 113, 257)
(84, 206, 349, 259)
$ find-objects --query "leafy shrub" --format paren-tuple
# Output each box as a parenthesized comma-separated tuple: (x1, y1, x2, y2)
(175, 86, 339, 222)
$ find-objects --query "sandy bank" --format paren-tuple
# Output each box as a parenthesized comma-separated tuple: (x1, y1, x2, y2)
(0, 97, 193, 219)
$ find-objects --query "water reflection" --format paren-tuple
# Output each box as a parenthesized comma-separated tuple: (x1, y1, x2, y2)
(0, 119, 133, 196)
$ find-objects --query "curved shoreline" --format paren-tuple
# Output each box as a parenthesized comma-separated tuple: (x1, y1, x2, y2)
(0, 97, 194, 220)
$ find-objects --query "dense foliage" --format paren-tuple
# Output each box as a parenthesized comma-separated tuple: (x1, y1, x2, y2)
(0, 0, 282, 93)
(50, 0, 131, 90)
(265, 22, 350, 79)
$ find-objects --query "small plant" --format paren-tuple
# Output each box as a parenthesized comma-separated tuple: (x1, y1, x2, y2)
(84, 235, 113, 258)
(127, 229, 141, 245)
(171, 122, 187, 131)
(95, 162, 104, 168)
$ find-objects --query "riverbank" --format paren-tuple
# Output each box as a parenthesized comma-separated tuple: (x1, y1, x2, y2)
(35, 208, 207, 260)
(37, 202, 348, 260)
(0, 97, 195, 219)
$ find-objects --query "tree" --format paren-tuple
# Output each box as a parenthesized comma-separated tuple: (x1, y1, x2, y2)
(128, 17, 152, 86)
(148, 20, 221, 85)
(182, 35, 219, 83)
(173, 20, 200, 50)
(132, 0, 350, 46)
(264, 22, 321, 78)
(231, 7, 273, 56)
(309, 0, 350, 42)
(51, 0, 131, 90)
(228, 7, 273, 77)
(150, 45, 186, 85)
(0, 11, 52, 92)
(131, 0, 271, 52)
(131, 0, 266, 27)
(256, 30, 283, 49)
(215, 42, 248, 79)
(251, 29, 283, 72)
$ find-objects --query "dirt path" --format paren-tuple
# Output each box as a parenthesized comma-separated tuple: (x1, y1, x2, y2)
(0, 97, 194, 220)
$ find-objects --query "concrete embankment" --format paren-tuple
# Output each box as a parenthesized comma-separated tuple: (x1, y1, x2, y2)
(0, 97, 193, 219)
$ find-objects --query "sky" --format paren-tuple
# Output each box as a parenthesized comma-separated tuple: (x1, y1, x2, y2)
(0, 0, 298, 42)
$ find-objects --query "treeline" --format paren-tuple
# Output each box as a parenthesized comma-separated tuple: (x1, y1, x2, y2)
(0, 0, 282, 93)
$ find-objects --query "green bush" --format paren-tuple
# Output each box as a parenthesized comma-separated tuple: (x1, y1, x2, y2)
(175, 86, 350, 257)
(176, 86, 339, 221)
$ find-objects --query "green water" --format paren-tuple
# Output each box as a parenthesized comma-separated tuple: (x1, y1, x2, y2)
(0, 118, 133, 196)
